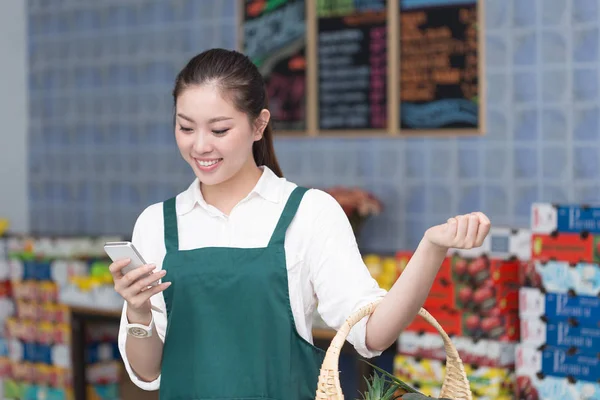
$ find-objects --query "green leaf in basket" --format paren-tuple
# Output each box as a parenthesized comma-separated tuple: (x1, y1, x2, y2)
(361, 360, 420, 394)
(359, 372, 403, 400)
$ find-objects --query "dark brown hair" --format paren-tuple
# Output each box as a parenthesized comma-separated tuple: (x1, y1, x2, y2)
(172, 48, 283, 177)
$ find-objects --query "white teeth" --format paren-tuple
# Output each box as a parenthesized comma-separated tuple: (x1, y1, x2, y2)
(198, 159, 219, 167)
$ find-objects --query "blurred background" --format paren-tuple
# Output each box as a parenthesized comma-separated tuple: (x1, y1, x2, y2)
(1, 1, 600, 399)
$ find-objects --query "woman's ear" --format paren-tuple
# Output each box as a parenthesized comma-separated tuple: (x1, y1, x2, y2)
(254, 109, 271, 141)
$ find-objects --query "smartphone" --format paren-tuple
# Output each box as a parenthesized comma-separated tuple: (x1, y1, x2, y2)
(104, 241, 158, 286)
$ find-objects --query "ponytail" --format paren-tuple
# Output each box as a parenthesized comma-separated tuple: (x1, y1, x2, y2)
(253, 122, 283, 177)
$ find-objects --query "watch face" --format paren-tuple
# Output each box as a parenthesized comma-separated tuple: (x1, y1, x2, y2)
(129, 327, 150, 338)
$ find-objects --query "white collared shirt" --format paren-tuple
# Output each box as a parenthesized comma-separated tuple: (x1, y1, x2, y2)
(118, 166, 387, 390)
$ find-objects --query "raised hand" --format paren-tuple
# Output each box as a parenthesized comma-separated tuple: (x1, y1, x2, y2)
(424, 212, 491, 250)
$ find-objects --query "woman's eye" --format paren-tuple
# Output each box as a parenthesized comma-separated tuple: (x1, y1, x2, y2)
(179, 126, 193, 132)
(212, 129, 229, 135)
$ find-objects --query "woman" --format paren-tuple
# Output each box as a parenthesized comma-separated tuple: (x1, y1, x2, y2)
(111, 48, 490, 400)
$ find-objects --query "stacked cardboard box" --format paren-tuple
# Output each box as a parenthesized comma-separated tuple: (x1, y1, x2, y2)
(516, 204, 600, 399)
(394, 227, 530, 399)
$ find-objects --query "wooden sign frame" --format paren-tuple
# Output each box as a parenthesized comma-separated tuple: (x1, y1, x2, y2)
(396, 0, 486, 137)
(238, 0, 486, 138)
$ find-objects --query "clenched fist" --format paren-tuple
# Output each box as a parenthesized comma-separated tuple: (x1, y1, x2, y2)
(424, 212, 491, 250)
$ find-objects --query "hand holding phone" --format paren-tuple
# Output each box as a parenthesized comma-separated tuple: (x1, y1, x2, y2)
(104, 241, 170, 317)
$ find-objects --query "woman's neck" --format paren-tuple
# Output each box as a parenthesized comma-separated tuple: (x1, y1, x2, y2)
(200, 164, 263, 215)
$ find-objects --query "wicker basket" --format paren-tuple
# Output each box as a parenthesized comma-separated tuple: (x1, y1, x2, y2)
(315, 300, 472, 400)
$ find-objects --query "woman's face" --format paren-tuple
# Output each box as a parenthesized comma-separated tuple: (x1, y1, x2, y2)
(174, 84, 267, 186)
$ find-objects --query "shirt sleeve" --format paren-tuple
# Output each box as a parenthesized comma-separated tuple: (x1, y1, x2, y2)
(117, 204, 168, 391)
(302, 189, 388, 358)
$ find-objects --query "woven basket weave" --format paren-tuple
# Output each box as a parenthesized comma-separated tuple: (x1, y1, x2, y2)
(315, 300, 472, 400)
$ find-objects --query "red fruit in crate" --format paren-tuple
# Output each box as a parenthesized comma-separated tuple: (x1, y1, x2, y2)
(480, 278, 495, 289)
(465, 314, 480, 331)
(454, 258, 468, 276)
(481, 316, 502, 331)
(458, 286, 473, 304)
(487, 306, 503, 317)
(473, 287, 494, 304)
(468, 257, 488, 276)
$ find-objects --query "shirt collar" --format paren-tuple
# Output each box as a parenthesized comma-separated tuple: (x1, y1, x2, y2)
(175, 166, 284, 216)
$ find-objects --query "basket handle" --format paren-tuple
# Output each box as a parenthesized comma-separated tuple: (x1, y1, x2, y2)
(315, 300, 472, 400)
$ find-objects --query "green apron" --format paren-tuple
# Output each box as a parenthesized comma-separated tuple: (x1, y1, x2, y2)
(159, 186, 325, 400)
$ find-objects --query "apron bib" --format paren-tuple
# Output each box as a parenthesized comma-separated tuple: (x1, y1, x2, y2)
(159, 187, 325, 400)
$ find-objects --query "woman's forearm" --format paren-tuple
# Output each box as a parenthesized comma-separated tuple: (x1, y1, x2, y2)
(125, 310, 165, 383)
(365, 238, 448, 351)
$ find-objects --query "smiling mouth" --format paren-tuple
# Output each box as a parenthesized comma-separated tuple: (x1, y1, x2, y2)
(197, 159, 221, 167)
(195, 158, 223, 171)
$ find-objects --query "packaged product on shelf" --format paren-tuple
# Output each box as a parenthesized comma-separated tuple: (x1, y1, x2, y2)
(516, 345, 600, 399)
(531, 232, 600, 264)
(448, 254, 521, 286)
(531, 203, 600, 235)
(521, 316, 600, 352)
(363, 254, 398, 290)
(424, 282, 519, 312)
(519, 287, 599, 326)
(520, 260, 600, 295)
(394, 355, 515, 399)
(516, 344, 600, 383)
(449, 226, 531, 261)
(405, 306, 519, 341)
(397, 331, 516, 368)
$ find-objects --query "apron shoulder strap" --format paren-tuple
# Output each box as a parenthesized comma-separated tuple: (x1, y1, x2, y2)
(269, 186, 308, 246)
(163, 197, 179, 253)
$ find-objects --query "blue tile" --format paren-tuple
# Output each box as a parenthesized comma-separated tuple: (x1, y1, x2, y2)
(458, 148, 480, 179)
(376, 148, 403, 180)
(542, 31, 567, 63)
(515, 185, 539, 217)
(405, 185, 426, 214)
(483, 185, 508, 215)
(574, 107, 600, 140)
(514, 71, 537, 103)
(542, 147, 568, 179)
(514, 108, 538, 141)
(542, 69, 567, 102)
(405, 147, 427, 179)
(487, 73, 508, 104)
(458, 185, 482, 214)
(485, 0, 509, 28)
(484, 147, 508, 179)
(485, 35, 508, 68)
(513, 32, 537, 65)
(542, 109, 568, 139)
(406, 217, 430, 250)
(513, 0, 537, 27)
(543, 0, 568, 25)
(573, 28, 599, 62)
(514, 147, 538, 179)
(575, 185, 600, 204)
(573, 0, 599, 24)
(486, 109, 509, 139)
(573, 69, 598, 101)
(540, 185, 569, 203)
(428, 185, 453, 214)
(430, 146, 454, 179)
(574, 146, 600, 179)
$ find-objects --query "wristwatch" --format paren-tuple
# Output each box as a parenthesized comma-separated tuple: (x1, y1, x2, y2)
(126, 315, 154, 338)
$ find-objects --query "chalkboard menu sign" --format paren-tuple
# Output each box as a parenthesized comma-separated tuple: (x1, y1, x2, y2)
(399, 0, 481, 132)
(316, 0, 388, 131)
(241, 0, 307, 132)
